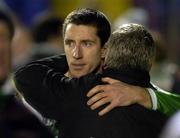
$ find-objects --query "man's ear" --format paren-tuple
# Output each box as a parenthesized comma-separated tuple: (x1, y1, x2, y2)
(101, 43, 108, 59)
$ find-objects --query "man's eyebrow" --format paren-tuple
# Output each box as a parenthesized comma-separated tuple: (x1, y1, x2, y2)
(81, 39, 95, 43)
(64, 38, 73, 42)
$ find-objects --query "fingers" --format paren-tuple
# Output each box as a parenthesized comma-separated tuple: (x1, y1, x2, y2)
(98, 104, 114, 116)
(87, 85, 105, 97)
(87, 92, 106, 105)
(90, 97, 110, 110)
(86, 78, 124, 117)
(101, 77, 120, 84)
(87, 77, 120, 97)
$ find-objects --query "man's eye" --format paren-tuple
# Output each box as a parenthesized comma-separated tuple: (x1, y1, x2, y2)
(65, 41, 75, 47)
(82, 42, 92, 47)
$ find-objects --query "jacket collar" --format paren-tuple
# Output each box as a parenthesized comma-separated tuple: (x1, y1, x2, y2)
(102, 68, 152, 88)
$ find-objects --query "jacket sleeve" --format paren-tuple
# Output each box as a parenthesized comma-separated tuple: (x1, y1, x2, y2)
(13, 54, 100, 119)
(13, 54, 69, 119)
(155, 87, 180, 116)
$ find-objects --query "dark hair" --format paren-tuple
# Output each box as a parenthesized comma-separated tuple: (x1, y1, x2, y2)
(63, 8, 111, 47)
(0, 10, 14, 40)
(32, 16, 63, 43)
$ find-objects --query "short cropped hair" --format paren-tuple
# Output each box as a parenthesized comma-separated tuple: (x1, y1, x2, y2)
(0, 10, 14, 40)
(63, 8, 111, 47)
(105, 23, 155, 71)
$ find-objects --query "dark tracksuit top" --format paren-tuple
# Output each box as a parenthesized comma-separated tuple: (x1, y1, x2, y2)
(14, 54, 167, 138)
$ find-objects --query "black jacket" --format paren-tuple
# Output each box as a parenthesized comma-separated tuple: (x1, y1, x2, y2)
(14, 54, 167, 138)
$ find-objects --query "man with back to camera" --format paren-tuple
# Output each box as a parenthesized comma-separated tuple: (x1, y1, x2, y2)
(14, 8, 180, 136)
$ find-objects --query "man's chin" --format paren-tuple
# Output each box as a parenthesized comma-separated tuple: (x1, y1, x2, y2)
(72, 73, 84, 78)
(70, 71, 87, 78)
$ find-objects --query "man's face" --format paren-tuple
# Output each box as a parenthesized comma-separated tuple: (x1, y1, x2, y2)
(0, 21, 11, 84)
(64, 24, 103, 78)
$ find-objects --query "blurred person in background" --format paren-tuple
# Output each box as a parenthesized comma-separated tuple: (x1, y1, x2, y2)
(0, 9, 54, 138)
(150, 31, 177, 91)
(2, 0, 55, 72)
(160, 111, 180, 138)
(29, 15, 64, 61)
(12, 15, 64, 73)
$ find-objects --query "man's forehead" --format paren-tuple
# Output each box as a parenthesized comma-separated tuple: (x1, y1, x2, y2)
(64, 24, 99, 40)
(65, 24, 97, 33)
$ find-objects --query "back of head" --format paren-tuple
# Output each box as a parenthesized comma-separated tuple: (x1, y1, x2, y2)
(105, 23, 155, 72)
(63, 8, 111, 47)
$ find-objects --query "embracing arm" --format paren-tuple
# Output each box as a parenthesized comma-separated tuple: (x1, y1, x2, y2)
(87, 77, 152, 116)
(13, 54, 68, 118)
(87, 77, 180, 116)
(13, 54, 100, 117)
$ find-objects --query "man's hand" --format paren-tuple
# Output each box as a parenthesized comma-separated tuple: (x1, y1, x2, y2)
(87, 77, 152, 116)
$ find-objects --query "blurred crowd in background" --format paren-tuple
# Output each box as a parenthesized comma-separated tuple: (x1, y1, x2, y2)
(0, 0, 180, 93)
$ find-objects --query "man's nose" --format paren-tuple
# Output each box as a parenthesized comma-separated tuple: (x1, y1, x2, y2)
(72, 45, 82, 59)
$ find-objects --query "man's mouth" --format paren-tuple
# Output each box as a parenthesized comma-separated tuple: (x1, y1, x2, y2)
(71, 63, 85, 70)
